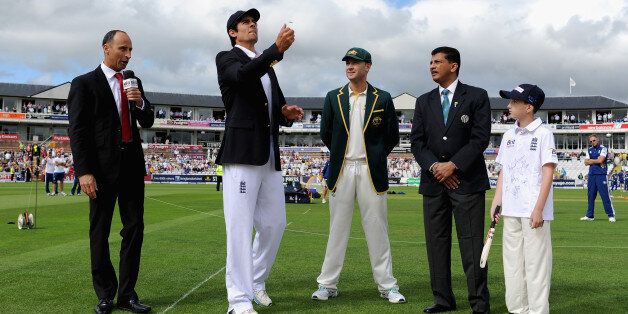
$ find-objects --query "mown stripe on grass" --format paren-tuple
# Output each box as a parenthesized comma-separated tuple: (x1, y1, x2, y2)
(0, 212, 212, 272)
(284, 227, 628, 249)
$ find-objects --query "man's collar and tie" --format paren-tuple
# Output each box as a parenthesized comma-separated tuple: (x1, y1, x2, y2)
(441, 89, 451, 125)
(100, 63, 132, 143)
(438, 79, 458, 125)
(114, 73, 132, 143)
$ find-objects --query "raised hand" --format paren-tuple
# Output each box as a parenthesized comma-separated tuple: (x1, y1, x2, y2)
(275, 24, 295, 53)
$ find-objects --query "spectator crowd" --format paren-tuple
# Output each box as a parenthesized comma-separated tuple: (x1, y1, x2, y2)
(3, 145, 628, 185)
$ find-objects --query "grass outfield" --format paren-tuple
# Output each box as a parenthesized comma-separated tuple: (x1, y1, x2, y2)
(1, 182, 626, 313)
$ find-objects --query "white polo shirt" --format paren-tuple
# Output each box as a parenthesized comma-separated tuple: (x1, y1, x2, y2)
(43, 157, 55, 174)
(496, 118, 558, 220)
(53, 156, 66, 174)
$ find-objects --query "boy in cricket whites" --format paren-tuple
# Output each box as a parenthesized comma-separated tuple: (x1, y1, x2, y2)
(490, 84, 557, 314)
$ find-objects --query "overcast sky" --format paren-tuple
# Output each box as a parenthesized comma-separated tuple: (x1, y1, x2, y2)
(1, 0, 627, 101)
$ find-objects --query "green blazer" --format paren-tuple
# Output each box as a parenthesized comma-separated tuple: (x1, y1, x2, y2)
(320, 83, 399, 193)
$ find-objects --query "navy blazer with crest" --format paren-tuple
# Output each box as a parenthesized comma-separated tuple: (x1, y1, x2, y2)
(215, 44, 292, 170)
(68, 65, 154, 185)
(410, 82, 491, 196)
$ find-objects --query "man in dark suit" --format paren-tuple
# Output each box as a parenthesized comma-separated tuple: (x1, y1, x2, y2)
(410, 46, 491, 314)
(68, 30, 154, 314)
(215, 8, 303, 314)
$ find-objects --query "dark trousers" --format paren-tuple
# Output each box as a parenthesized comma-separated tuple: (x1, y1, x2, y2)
(71, 176, 81, 195)
(423, 191, 489, 313)
(89, 148, 145, 301)
(216, 175, 222, 191)
(45, 173, 55, 193)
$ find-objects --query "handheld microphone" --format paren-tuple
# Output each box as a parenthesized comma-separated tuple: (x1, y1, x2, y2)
(122, 70, 138, 108)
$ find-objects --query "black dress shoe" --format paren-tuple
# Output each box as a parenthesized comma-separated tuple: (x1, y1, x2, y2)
(117, 296, 152, 313)
(95, 299, 113, 314)
(424, 303, 456, 313)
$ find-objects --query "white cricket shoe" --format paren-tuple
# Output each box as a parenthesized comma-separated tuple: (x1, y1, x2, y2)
(253, 289, 273, 307)
(380, 288, 406, 303)
(227, 308, 257, 314)
(322, 198, 326, 204)
(609, 216, 616, 223)
(311, 285, 338, 300)
(580, 216, 594, 221)
(60, 192, 67, 196)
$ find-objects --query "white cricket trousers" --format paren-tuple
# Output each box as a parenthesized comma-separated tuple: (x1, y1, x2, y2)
(503, 217, 552, 314)
(223, 156, 286, 313)
(317, 160, 398, 291)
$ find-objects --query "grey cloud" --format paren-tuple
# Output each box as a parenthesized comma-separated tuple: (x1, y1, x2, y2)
(546, 15, 626, 50)
(1, 0, 628, 103)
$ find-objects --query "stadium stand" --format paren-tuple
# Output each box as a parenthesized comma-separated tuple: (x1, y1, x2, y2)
(1, 81, 627, 187)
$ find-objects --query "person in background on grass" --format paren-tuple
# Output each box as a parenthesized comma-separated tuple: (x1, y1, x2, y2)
(320, 159, 330, 203)
(10, 163, 15, 181)
(70, 162, 81, 196)
(581, 134, 616, 222)
(32, 143, 40, 164)
(53, 148, 68, 196)
(42, 149, 56, 195)
(611, 172, 619, 191)
(25, 165, 32, 182)
(491, 84, 556, 314)
(215, 164, 223, 191)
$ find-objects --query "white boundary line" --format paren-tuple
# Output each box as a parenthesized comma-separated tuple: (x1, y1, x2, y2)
(302, 209, 311, 215)
(146, 196, 224, 218)
(161, 266, 226, 313)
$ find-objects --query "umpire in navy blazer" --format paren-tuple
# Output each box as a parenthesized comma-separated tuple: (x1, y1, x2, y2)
(410, 47, 491, 314)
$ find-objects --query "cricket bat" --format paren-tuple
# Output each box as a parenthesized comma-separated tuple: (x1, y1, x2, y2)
(480, 205, 501, 268)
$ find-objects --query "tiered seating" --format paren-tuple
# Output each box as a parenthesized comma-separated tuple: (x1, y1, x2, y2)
(558, 159, 588, 180)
